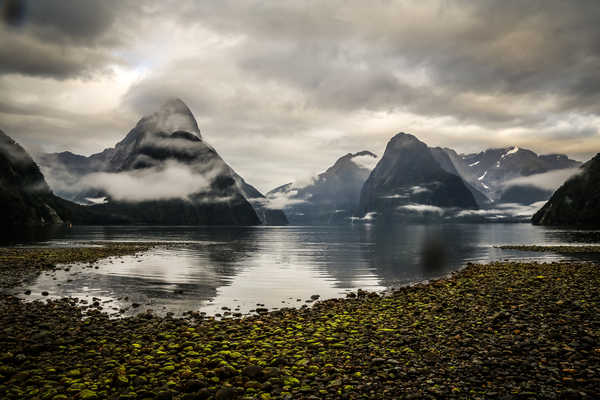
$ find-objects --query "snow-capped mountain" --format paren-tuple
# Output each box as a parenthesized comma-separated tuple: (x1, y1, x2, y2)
(444, 146, 581, 204)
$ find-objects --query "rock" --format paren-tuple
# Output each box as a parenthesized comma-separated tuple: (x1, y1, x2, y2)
(79, 389, 98, 400)
(263, 367, 281, 379)
(155, 391, 173, 400)
(196, 388, 211, 399)
(242, 365, 263, 379)
(184, 379, 206, 393)
(215, 387, 236, 400)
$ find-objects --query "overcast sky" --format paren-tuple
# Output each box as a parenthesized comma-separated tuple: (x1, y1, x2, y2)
(1, 0, 599, 192)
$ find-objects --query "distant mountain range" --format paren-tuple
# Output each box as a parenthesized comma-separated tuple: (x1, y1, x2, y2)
(267, 151, 377, 224)
(1, 97, 588, 227)
(263, 133, 580, 223)
(38, 99, 287, 226)
(444, 146, 581, 203)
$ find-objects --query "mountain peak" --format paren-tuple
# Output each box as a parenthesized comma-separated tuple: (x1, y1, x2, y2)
(140, 98, 201, 138)
(159, 97, 191, 113)
(351, 150, 377, 158)
(328, 150, 377, 173)
(388, 132, 424, 148)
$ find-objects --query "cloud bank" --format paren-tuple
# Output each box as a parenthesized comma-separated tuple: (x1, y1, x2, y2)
(81, 161, 222, 203)
(2, 1, 600, 191)
(503, 168, 580, 191)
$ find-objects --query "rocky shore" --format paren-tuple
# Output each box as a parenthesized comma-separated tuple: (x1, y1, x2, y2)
(0, 246, 598, 399)
(499, 245, 600, 254)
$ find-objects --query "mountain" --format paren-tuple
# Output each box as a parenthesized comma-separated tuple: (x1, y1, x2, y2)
(444, 146, 581, 204)
(532, 154, 600, 226)
(0, 130, 74, 227)
(358, 133, 478, 219)
(430, 147, 491, 207)
(498, 185, 553, 204)
(267, 151, 377, 224)
(38, 99, 287, 226)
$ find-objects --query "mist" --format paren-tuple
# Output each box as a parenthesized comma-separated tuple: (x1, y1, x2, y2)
(350, 152, 378, 170)
(81, 160, 222, 203)
(503, 168, 580, 190)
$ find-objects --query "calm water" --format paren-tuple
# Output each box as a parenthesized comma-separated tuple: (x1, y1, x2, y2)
(3, 223, 599, 317)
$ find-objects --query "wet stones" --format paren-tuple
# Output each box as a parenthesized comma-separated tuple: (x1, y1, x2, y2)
(215, 387, 236, 400)
(242, 364, 263, 380)
(0, 257, 598, 399)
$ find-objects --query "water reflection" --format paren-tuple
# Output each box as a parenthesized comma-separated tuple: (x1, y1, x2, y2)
(5, 224, 599, 316)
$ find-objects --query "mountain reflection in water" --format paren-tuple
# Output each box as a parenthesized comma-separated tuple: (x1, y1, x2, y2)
(5, 223, 599, 316)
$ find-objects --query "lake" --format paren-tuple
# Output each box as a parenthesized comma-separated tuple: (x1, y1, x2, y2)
(3, 223, 599, 317)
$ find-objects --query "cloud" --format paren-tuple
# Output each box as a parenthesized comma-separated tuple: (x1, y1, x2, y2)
(410, 186, 431, 195)
(381, 193, 409, 199)
(399, 204, 445, 215)
(455, 201, 547, 220)
(2, 1, 600, 192)
(80, 160, 223, 202)
(0, 134, 33, 166)
(503, 168, 581, 191)
(85, 196, 108, 205)
(0, 0, 126, 79)
(350, 152, 378, 170)
(392, 200, 547, 220)
(258, 190, 307, 210)
(380, 185, 432, 199)
(350, 211, 377, 222)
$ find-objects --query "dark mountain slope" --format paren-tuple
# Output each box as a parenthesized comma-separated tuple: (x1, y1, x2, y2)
(0, 130, 73, 227)
(358, 133, 478, 218)
(532, 154, 600, 226)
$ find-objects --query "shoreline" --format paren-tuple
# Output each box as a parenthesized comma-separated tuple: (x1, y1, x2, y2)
(498, 245, 600, 254)
(0, 245, 599, 399)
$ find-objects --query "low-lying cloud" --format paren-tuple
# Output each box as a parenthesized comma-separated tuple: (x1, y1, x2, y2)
(350, 152, 378, 170)
(259, 190, 307, 210)
(399, 204, 445, 215)
(391, 201, 547, 221)
(380, 185, 432, 199)
(503, 168, 580, 190)
(82, 160, 221, 202)
(455, 201, 547, 220)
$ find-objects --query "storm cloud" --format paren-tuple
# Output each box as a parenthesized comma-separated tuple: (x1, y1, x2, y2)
(1, 1, 600, 192)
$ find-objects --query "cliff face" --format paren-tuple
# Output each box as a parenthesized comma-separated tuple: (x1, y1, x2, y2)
(532, 154, 600, 226)
(0, 130, 71, 227)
